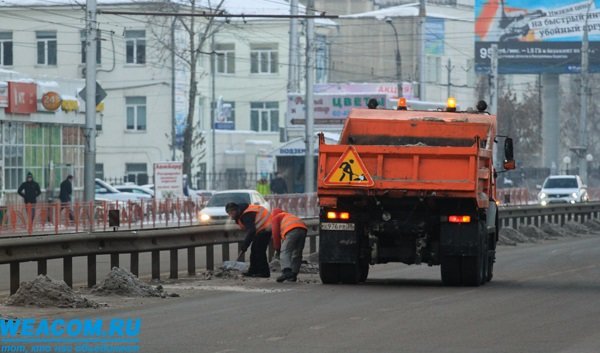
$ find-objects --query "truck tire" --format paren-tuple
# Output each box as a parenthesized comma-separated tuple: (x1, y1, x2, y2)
(319, 263, 340, 284)
(441, 256, 462, 286)
(339, 263, 360, 284)
(486, 216, 498, 282)
(462, 221, 487, 286)
(359, 260, 369, 283)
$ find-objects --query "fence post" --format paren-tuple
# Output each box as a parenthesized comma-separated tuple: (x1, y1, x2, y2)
(63, 256, 73, 288)
(37, 260, 47, 275)
(110, 254, 119, 269)
(10, 262, 19, 295)
(222, 242, 230, 262)
(187, 247, 196, 276)
(170, 249, 178, 279)
(151, 250, 160, 280)
(130, 252, 139, 276)
(88, 255, 96, 288)
(206, 245, 214, 271)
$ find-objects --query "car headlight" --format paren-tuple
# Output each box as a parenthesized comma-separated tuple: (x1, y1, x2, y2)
(199, 213, 211, 222)
(539, 192, 547, 199)
(572, 192, 578, 198)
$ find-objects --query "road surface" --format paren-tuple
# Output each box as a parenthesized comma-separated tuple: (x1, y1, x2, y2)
(32, 234, 600, 353)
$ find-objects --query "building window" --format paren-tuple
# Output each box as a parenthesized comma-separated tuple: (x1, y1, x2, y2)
(126, 97, 147, 131)
(425, 55, 441, 83)
(215, 101, 235, 129)
(250, 102, 279, 132)
(250, 43, 278, 74)
(125, 163, 148, 185)
(36, 31, 57, 65)
(215, 43, 235, 74)
(81, 30, 101, 64)
(0, 32, 13, 66)
(125, 30, 146, 64)
(95, 163, 104, 180)
(315, 34, 329, 83)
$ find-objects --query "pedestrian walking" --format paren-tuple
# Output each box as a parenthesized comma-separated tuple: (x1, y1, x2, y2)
(271, 208, 307, 282)
(270, 172, 288, 194)
(226, 202, 272, 278)
(59, 175, 74, 221)
(17, 172, 41, 221)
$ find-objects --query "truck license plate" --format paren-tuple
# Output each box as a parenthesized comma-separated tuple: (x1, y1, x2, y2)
(321, 222, 355, 231)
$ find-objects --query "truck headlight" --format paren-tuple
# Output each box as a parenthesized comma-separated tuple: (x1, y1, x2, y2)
(199, 213, 211, 222)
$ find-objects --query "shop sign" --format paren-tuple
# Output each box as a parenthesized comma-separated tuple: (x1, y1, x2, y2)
(6, 82, 37, 114)
(41, 91, 62, 111)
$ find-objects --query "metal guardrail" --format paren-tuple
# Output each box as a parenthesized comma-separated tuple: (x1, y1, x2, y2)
(2, 202, 600, 295)
(0, 219, 319, 294)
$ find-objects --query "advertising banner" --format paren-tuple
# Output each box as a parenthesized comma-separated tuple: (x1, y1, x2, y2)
(287, 93, 387, 126)
(475, 0, 600, 73)
(153, 162, 184, 199)
(6, 82, 37, 114)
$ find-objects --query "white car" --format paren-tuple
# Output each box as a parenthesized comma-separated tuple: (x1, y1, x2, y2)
(537, 175, 589, 206)
(115, 184, 155, 198)
(95, 179, 150, 202)
(198, 190, 271, 224)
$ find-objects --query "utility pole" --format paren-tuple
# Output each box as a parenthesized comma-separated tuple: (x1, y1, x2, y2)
(385, 18, 402, 98)
(210, 35, 216, 190)
(418, 0, 426, 100)
(579, 0, 592, 184)
(171, 19, 176, 161)
(489, 44, 498, 116)
(84, 0, 97, 227)
(305, 0, 315, 193)
(445, 58, 454, 97)
(287, 0, 300, 93)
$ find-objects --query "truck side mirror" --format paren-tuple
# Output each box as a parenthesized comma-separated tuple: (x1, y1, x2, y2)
(503, 138, 515, 170)
(504, 138, 514, 161)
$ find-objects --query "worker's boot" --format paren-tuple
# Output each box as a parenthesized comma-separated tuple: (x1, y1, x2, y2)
(277, 268, 293, 283)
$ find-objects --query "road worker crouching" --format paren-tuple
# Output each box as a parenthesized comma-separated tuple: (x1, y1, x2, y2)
(271, 208, 307, 282)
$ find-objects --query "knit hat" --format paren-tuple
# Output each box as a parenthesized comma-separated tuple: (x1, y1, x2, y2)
(225, 202, 239, 213)
(26, 172, 33, 178)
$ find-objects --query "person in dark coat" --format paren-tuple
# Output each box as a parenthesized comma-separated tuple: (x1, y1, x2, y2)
(59, 175, 74, 221)
(270, 172, 288, 194)
(17, 172, 41, 221)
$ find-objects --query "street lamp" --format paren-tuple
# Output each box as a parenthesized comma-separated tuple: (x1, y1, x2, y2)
(385, 17, 402, 98)
(563, 156, 571, 175)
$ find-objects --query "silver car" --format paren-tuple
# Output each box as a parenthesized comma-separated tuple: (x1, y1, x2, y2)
(537, 175, 589, 206)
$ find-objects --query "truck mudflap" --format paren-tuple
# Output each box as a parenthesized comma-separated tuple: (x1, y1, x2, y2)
(319, 227, 359, 264)
(440, 222, 481, 257)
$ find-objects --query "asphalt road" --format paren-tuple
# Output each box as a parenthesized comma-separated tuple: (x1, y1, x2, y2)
(58, 234, 600, 353)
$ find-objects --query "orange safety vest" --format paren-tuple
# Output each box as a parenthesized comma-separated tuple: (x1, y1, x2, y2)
(237, 205, 272, 233)
(280, 213, 307, 239)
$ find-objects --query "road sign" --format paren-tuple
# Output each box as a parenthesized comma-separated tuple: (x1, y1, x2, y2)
(323, 146, 374, 187)
(78, 82, 107, 106)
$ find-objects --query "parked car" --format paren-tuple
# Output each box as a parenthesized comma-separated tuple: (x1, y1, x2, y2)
(537, 175, 589, 206)
(198, 189, 270, 224)
(115, 184, 155, 198)
(139, 183, 213, 199)
(95, 179, 150, 202)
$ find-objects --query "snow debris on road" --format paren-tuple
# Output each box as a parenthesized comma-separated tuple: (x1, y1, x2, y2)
(519, 225, 555, 241)
(214, 268, 243, 280)
(300, 262, 319, 274)
(541, 223, 572, 238)
(584, 219, 600, 231)
(499, 227, 532, 244)
(6, 275, 98, 308)
(92, 267, 174, 298)
(499, 219, 600, 246)
(563, 221, 591, 235)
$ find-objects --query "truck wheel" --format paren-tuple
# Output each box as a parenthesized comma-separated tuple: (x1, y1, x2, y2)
(461, 255, 483, 286)
(441, 256, 461, 286)
(319, 263, 340, 284)
(359, 260, 369, 283)
(339, 263, 360, 284)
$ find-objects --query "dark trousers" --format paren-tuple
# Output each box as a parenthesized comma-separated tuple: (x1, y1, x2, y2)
(248, 230, 271, 276)
(25, 203, 36, 222)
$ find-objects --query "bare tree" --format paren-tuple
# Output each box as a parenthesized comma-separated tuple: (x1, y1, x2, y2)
(148, 0, 225, 178)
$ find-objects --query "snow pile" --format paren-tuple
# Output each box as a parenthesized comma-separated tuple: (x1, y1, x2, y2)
(541, 223, 572, 238)
(563, 221, 591, 235)
(92, 267, 164, 297)
(584, 219, 600, 232)
(519, 225, 553, 241)
(299, 262, 319, 274)
(214, 268, 243, 280)
(6, 275, 98, 308)
(499, 227, 533, 244)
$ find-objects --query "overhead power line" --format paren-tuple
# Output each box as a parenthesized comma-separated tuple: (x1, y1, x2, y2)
(97, 10, 338, 19)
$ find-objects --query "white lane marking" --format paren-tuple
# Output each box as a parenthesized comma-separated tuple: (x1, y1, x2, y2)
(161, 285, 290, 293)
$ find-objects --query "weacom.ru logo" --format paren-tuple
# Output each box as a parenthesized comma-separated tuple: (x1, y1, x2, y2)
(1, 318, 141, 352)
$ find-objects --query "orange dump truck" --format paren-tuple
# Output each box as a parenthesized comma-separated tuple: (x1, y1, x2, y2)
(317, 99, 515, 286)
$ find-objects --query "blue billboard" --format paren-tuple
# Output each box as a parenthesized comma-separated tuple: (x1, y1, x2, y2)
(475, 0, 600, 73)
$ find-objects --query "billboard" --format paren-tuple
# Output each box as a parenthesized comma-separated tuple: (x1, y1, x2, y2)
(287, 93, 387, 126)
(153, 162, 184, 199)
(475, 0, 600, 74)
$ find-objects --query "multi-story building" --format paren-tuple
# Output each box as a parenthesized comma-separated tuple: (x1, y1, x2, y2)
(0, 0, 335, 193)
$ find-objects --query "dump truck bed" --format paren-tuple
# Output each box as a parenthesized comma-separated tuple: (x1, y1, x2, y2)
(317, 109, 496, 209)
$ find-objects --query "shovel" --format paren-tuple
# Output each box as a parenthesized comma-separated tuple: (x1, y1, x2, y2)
(221, 250, 249, 271)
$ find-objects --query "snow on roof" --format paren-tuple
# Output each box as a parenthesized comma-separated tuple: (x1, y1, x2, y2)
(340, 3, 467, 21)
